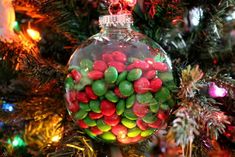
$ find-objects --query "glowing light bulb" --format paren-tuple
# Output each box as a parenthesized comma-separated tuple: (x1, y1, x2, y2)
(2, 102, 14, 112)
(51, 135, 62, 142)
(208, 82, 228, 98)
(11, 136, 26, 147)
(27, 28, 41, 41)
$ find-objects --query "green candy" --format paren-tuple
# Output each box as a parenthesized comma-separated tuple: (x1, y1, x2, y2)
(140, 129, 155, 137)
(100, 132, 116, 141)
(126, 95, 135, 108)
(80, 77, 92, 86)
(104, 67, 118, 83)
(116, 71, 127, 84)
(99, 96, 105, 101)
(84, 117, 96, 127)
(74, 110, 88, 120)
(74, 84, 85, 91)
(74, 70, 92, 91)
(143, 113, 157, 123)
(121, 118, 136, 129)
(155, 87, 171, 103)
(119, 81, 134, 97)
(89, 100, 101, 113)
(65, 77, 74, 89)
(160, 103, 170, 110)
(116, 100, 125, 115)
(124, 109, 138, 120)
(85, 129, 97, 138)
(163, 81, 177, 91)
(128, 57, 139, 63)
(74, 78, 93, 91)
(68, 65, 80, 72)
(167, 98, 175, 108)
(127, 68, 142, 81)
(92, 80, 107, 96)
(80, 69, 88, 76)
(158, 72, 173, 83)
(97, 119, 111, 132)
(79, 103, 91, 111)
(105, 91, 119, 103)
(80, 59, 93, 71)
(136, 92, 153, 104)
(127, 127, 141, 137)
(149, 99, 160, 113)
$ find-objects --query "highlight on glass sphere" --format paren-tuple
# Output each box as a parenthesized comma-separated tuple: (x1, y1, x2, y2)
(64, 14, 175, 144)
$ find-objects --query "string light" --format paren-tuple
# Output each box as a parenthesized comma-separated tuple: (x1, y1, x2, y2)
(27, 28, 41, 41)
(13, 21, 20, 32)
(51, 135, 62, 143)
(9, 135, 26, 148)
(208, 82, 228, 98)
(2, 102, 15, 112)
(24, 114, 64, 148)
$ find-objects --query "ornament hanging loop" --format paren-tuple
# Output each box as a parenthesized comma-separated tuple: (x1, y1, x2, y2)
(108, 1, 123, 15)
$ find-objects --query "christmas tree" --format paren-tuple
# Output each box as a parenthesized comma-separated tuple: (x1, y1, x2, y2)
(0, 0, 234, 156)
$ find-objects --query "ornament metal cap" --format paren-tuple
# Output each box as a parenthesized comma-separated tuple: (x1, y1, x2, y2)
(99, 14, 133, 27)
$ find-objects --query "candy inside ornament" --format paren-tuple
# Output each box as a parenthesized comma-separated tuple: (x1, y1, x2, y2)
(65, 14, 175, 144)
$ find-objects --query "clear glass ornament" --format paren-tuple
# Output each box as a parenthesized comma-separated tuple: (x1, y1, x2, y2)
(65, 14, 175, 144)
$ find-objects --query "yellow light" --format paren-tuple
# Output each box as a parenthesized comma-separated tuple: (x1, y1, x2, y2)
(51, 135, 61, 143)
(27, 28, 41, 41)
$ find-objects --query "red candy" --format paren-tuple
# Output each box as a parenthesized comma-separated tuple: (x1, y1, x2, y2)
(157, 110, 169, 120)
(148, 119, 162, 128)
(131, 60, 150, 71)
(93, 60, 108, 72)
(145, 58, 155, 66)
(126, 64, 135, 70)
(102, 53, 113, 62)
(118, 135, 143, 144)
(65, 91, 77, 102)
(104, 113, 120, 126)
(150, 78, 162, 92)
(77, 92, 89, 103)
(130, 135, 142, 143)
(88, 71, 104, 80)
(100, 100, 116, 116)
(134, 78, 150, 94)
(68, 101, 80, 112)
(152, 62, 168, 72)
(111, 124, 128, 137)
(76, 120, 89, 129)
(89, 112, 103, 119)
(136, 119, 148, 130)
(117, 137, 131, 144)
(85, 86, 98, 100)
(114, 87, 126, 98)
(71, 69, 82, 83)
(112, 51, 127, 62)
(133, 102, 149, 117)
(108, 61, 126, 72)
(143, 70, 156, 80)
(90, 126, 103, 135)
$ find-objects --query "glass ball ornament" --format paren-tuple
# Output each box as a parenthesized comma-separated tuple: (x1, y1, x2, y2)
(65, 14, 175, 144)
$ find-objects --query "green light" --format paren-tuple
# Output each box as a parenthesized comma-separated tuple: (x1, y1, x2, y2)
(13, 21, 20, 32)
(13, 21, 18, 28)
(12, 135, 26, 147)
